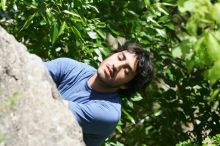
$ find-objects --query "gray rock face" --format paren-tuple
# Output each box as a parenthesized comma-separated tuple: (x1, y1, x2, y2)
(0, 26, 85, 146)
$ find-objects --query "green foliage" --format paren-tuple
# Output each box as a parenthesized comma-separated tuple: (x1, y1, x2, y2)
(0, 0, 110, 65)
(176, 139, 197, 146)
(1, 0, 220, 146)
(176, 134, 220, 146)
(177, 0, 220, 85)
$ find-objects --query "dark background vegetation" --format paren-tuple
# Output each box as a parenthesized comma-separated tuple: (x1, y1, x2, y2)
(1, 0, 220, 145)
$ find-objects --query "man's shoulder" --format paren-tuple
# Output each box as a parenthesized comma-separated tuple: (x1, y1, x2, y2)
(57, 57, 96, 71)
(56, 57, 87, 66)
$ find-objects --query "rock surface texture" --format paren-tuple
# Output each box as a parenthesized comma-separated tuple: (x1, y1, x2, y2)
(0, 26, 85, 146)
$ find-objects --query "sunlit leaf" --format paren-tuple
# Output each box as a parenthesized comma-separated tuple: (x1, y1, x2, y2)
(1, 0, 7, 11)
(193, 36, 210, 66)
(155, 28, 167, 38)
(131, 93, 143, 102)
(94, 48, 102, 62)
(144, 0, 151, 8)
(127, 100, 133, 109)
(178, 0, 196, 12)
(206, 32, 220, 61)
(157, 4, 169, 15)
(172, 47, 182, 58)
(194, 36, 205, 53)
(116, 126, 122, 134)
(127, 10, 138, 16)
(96, 29, 106, 39)
(85, 4, 99, 13)
(209, 88, 220, 102)
(63, 10, 80, 18)
(122, 109, 135, 124)
(87, 31, 97, 39)
(205, 60, 220, 85)
(210, 3, 220, 23)
(153, 110, 162, 117)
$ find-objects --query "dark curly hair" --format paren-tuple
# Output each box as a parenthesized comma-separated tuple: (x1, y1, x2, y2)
(112, 43, 154, 96)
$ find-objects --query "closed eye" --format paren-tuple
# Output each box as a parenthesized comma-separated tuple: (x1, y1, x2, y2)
(118, 53, 125, 61)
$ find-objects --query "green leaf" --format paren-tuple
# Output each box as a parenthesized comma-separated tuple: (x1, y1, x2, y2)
(180, 39, 193, 57)
(122, 109, 135, 124)
(131, 93, 143, 102)
(206, 32, 220, 61)
(1, 0, 6, 11)
(157, 4, 169, 15)
(155, 28, 167, 38)
(210, 3, 220, 23)
(213, 31, 220, 43)
(153, 110, 162, 117)
(127, 100, 133, 109)
(144, 0, 151, 8)
(186, 59, 195, 72)
(20, 13, 36, 31)
(58, 21, 66, 36)
(51, 23, 59, 45)
(63, 10, 80, 18)
(178, 0, 196, 13)
(116, 120, 123, 133)
(96, 29, 106, 39)
(209, 88, 220, 102)
(127, 10, 138, 16)
(193, 36, 210, 66)
(108, 26, 120, 36)
(94, 48, 102, 62)
(205, 60, 220, 85)
(71, 26, 83, 41)
(145, 126, 153, 135)
(194, 36, 205, 53)
(98, 47, 111, 57)
(87, 31, 97, 39)
(172, 47, 182, 58)
(186, 16, 198, 35)
(86, 4, 99, 13)
(116, 125, 123, 133)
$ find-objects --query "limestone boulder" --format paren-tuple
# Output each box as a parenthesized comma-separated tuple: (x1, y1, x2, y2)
(0, 26, 85, 146)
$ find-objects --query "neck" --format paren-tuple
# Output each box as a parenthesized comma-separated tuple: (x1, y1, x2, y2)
(88, 73, 118, 93)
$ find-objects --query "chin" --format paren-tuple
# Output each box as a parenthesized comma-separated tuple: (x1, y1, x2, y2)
(97, 69, 106, 81)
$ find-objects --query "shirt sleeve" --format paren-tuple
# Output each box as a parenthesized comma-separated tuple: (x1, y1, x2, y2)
(67, 101, 120, 146)
(44, 58, 75, 86)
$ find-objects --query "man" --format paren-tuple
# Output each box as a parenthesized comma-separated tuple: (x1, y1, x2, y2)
(45, 43, 153, 146)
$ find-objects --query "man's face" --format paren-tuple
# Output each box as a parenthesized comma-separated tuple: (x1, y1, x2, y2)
(96, 50, 138, 89)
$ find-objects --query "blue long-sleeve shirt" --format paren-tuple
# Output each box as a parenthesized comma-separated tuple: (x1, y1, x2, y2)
(45, 58, 121, 146)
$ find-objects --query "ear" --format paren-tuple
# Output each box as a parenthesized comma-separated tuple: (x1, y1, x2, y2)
(119, 84, 128, 89)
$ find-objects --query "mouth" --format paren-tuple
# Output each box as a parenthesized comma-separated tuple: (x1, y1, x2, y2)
(106, 65, 113, 77)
